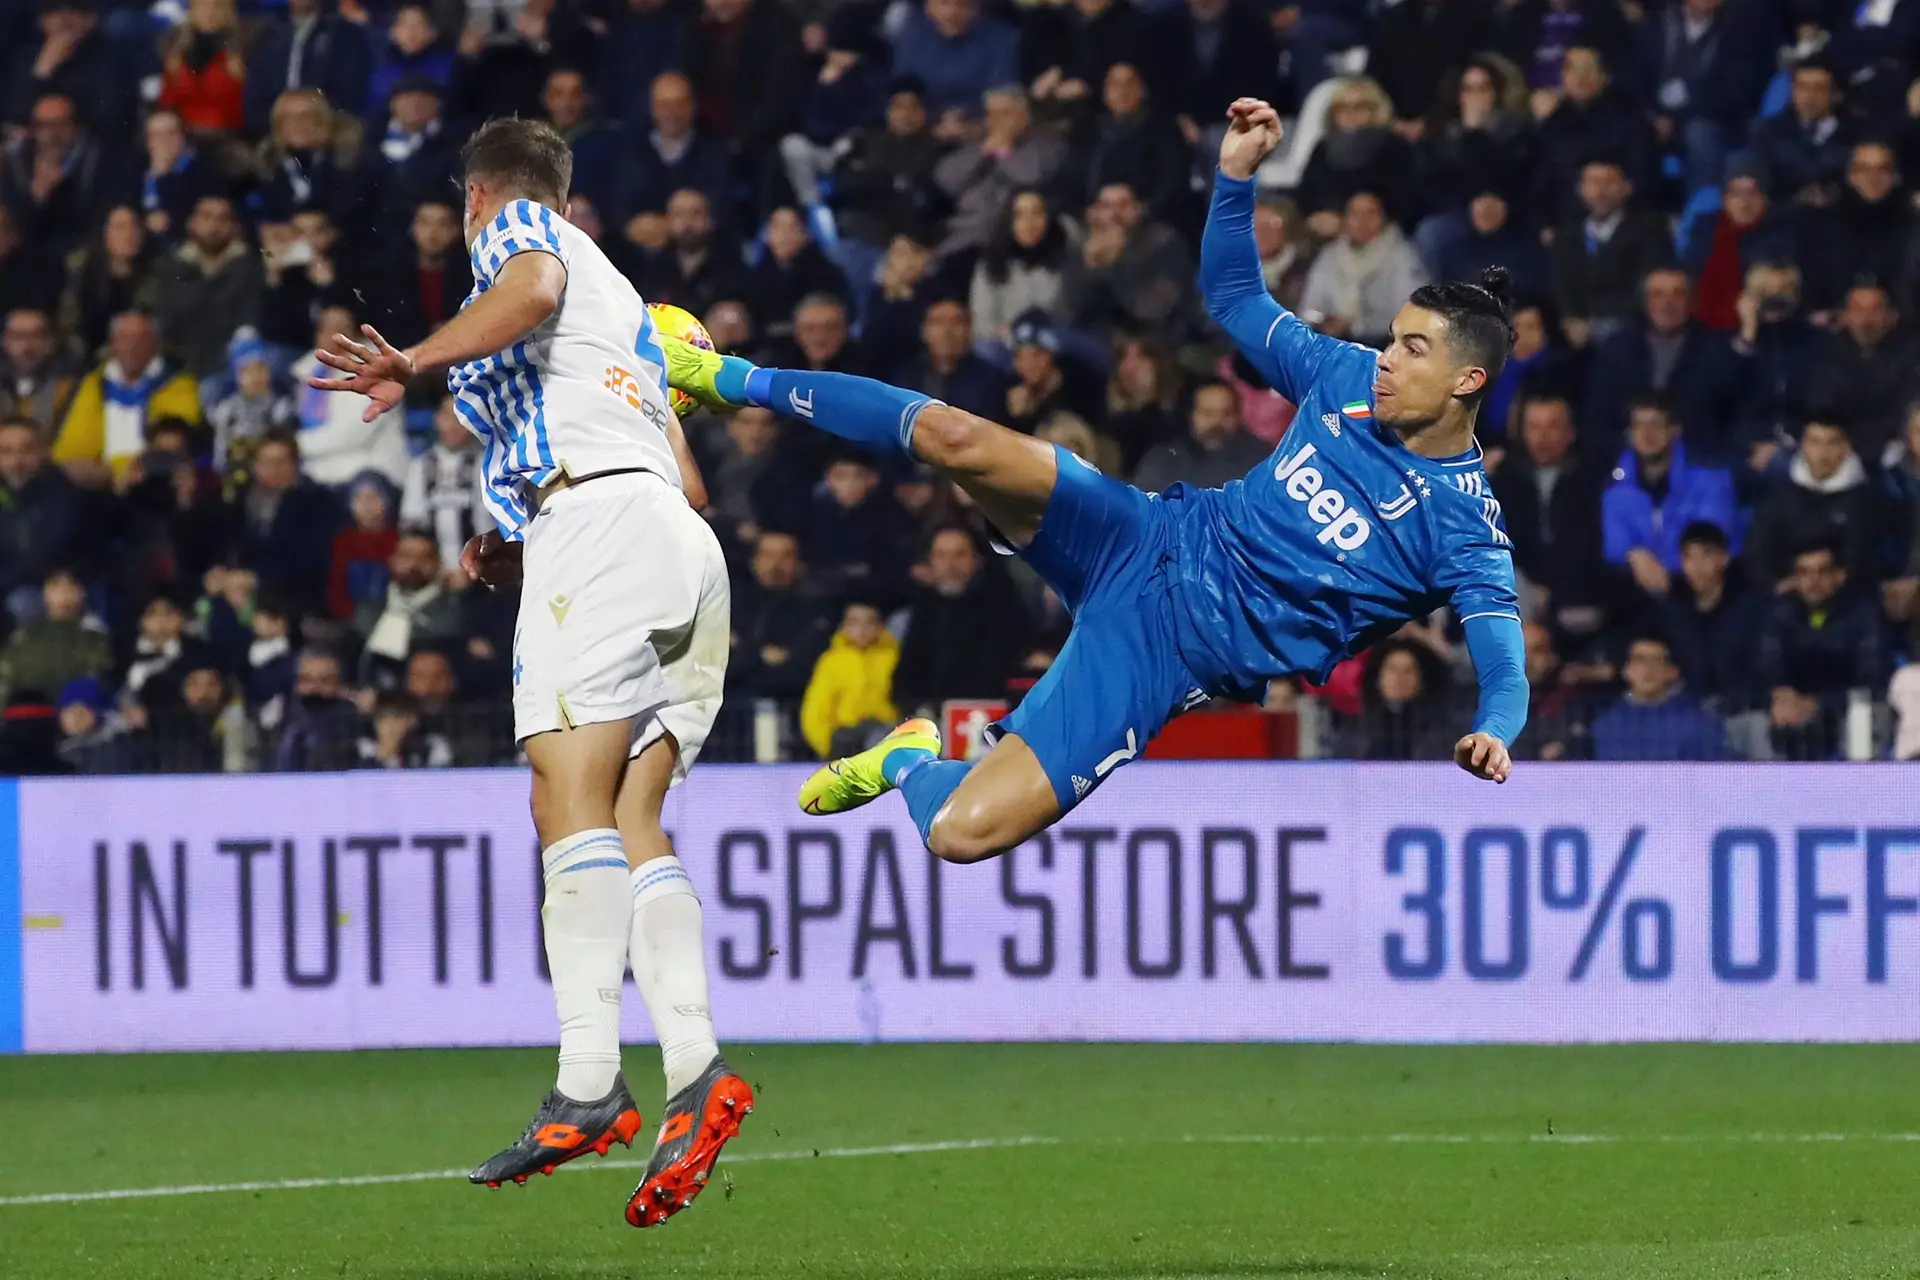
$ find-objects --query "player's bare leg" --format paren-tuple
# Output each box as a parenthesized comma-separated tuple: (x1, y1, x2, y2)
(613, 735, 752, 1227)
(472, 721, 644, 1188)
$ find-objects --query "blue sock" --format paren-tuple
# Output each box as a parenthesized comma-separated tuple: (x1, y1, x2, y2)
(737, 368, 936, 458)
(894, 758, 970, 846)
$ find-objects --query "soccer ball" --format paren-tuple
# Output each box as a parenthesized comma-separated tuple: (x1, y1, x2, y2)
(646, 302, 714, 418)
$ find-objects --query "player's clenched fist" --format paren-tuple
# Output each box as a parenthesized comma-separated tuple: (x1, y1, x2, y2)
(1219, 98, 1284, 181)
(461, 529, 523, 590)
(1454, 732, 1512, 784)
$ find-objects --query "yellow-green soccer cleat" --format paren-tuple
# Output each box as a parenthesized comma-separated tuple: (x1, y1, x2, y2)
(658, 334, 744, 413)
(798, 718, 942, 815)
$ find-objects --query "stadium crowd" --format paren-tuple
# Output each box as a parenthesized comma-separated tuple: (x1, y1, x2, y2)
(0, 0, 1918, 774)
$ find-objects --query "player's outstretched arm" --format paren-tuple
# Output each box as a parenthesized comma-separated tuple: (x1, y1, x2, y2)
(1457, 613, 1527, 783)
(1202, 99, 1345, 406)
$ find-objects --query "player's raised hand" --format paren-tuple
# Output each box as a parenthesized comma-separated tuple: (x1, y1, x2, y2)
(1454, 732, 1512, 784)
(1219, 98, 1283, 181)
(309, 324, 416, 422)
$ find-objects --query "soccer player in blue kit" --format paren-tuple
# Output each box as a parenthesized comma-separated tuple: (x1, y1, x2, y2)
(662, 98, 1529, 861)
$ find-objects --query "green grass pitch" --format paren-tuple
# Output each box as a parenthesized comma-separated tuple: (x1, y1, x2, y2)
(5, 1044, 1920, 1279)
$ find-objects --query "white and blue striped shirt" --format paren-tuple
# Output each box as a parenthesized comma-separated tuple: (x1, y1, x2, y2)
(447, 200, 680, 540)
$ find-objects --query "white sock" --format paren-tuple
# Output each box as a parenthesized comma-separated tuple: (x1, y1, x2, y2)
(628, 856, 719, 1097)
(541, 828, 631, 1101)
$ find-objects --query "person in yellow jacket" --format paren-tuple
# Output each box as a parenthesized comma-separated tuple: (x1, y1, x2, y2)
(52, 311, 201, 487)
(800, 601, 900, 759)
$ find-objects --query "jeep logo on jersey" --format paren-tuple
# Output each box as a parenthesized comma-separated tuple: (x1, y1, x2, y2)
(1273, 442, 1371, 550)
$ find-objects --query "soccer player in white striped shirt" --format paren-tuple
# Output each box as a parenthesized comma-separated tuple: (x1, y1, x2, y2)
(310, 119, 750, 1228)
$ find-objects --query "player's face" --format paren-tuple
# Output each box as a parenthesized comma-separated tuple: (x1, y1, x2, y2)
(1375, 304, 1483, 431)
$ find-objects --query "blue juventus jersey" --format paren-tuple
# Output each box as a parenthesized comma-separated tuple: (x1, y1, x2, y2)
(1175, 175, 1522, 705)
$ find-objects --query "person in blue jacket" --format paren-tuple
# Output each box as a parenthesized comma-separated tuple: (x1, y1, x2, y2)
(1591, 633, 1730, 761)
(1603, 393, 1739, 595)
(653, 98, 1530, 863)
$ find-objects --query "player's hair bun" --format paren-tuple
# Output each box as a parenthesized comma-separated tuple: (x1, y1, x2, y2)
(1474, 266, 1514, 312)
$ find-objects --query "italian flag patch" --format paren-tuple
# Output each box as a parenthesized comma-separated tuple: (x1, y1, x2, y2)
(1341, 400, 1372, 418)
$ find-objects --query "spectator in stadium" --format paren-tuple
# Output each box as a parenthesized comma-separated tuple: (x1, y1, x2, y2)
(358, 690, 453, 768)
(1132, 377, 1268, 494)
(0, 568, 110, 704)
(1660, 519, 1761, 711)
(1001, 311, 1101, 434)
(1064, 179, 1199, 342)
(828, 78, 944, 250)
(632, 71, 734, 224)
(1367, 0, 1496, 125)
(328, 479, 400, 621)
(0, 419, 83, 617)
(8, 0, 137, 149)
(1147, 0, 1277, 139)
(1353, 638, 1454, 762)
(970, 190, 1067, 349)
(400, 397, 485, 574)
(244, 0, 374, 135)
(1491, 392, 1607, 610)
(1298, 77, 1416, 234)
(768, 294, 862, 383)
(356, 200, 471, 356)
(1297, 191, 1427, 348)
(800, 599, 900, 758)
(53, 674, 137, 774)
(242, 593, 297, 729)
(1249, 198, 1309, 317)
(1590, 633, 1729, 762)
(142, 193, 265, 384)
(1682, 162, 1797, 334)
(367, 79, 461, 228)
(271, 646, 360, 772)
(1731, 260, 1818, 454)
(257, 208, 344, 352)
(53, 311, 201, 489)
(402, 646, 467, 752)
(0, 308, 77, 436)
(1805, 283, 1917, 462)
(1603, 394, 1738, 593)
(1436, 189, 1551, 308)
(234, 431, 339, 618)
(253, 88, 366, 226)
(366, 5, 457, 113)
(1414, 56, 1533, 267)
(1803, 142, 1911, 313)
(136, 110, 220, 242)
(1480, 302, 1572, 444)
(59, 206, 153, 360)
(289, 304, 412, 490)
(353, 529, 464, 690)
(541, 67, 638, 228)
(140, 662, 240, 774)
(683, 0, 808, 171)
(1747, 58, 1850, 205)
(117, 415, 235, 597)
(159, 0, 248, 138)
(1550, 155, 1671, 345)
(642, 188, 750, 320)
(803, 452, 913, 603)
(746, 210, 850, 342)
(1745, 419, 1881, 590)
(448, 0, 598, 125)
(1102, 334, 1182, 471)
(706, 405, 803, 547)
(561, 193, 650, 284)
(1021, 0, 1148, 111)
(891, 0, 1020, 121)
(1633, 0, 1773, 198)
(0, 91, 123, 256)
(852, 232, 935, 376)
(599, 0, 690, 136)
(1757, 539, 1889, 760)
(0, 205, 62, 325)
(932, 85, 1069, 258)
(1079, 62, 1189, 229)
(893, 525, 1025, 712)
(1883, 406, 1920, 647)
(1584, 267, 1746, 461)
(191, 564, 259, 674)
(1530, 46, 1655, 228)
(121, 593, 215, 714)
(727, 526, 831, 704)
(897, 298, 1008, 421)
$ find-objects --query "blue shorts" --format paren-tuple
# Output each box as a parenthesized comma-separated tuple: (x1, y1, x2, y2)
(993, 448, 1205, 810)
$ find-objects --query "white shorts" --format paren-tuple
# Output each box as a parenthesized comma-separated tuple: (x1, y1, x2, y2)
(512, 470, 730, 783)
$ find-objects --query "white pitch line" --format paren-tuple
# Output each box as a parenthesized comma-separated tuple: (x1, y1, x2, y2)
(9, 1130, 1920, 1209)
(0, 1136, 1060, 1208)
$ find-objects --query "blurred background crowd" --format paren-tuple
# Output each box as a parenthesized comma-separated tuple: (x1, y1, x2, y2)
(1, 0, 1919, 774)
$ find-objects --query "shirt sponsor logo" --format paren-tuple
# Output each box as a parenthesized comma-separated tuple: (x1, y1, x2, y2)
(1273, 442, 1372, 551)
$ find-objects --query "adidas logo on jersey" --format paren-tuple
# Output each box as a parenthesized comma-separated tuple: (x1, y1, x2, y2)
(1273, 442, 1372, 551)
(1320, 412, 1342, 436)
(1071, 775, 1093, 800)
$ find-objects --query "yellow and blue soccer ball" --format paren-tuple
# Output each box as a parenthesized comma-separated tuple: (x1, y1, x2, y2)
(646, 302, 714, 417)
